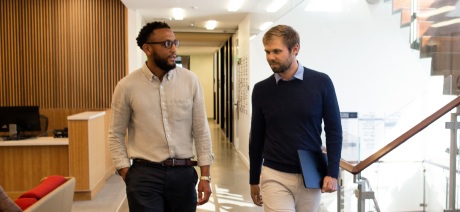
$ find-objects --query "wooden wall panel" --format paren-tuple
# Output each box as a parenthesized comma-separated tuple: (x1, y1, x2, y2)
(0, 0, 127, 109)
(39, 108, 108, 130)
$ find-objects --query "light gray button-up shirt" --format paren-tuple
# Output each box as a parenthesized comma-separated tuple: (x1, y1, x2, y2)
(108, 63, 214, 170)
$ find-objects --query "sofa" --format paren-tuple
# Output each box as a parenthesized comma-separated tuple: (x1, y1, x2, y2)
(0, 176, 75, 212)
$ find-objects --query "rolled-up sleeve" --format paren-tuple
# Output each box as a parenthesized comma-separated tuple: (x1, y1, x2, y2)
(191, 76, 214, 166)
(108, 84, 132, 170)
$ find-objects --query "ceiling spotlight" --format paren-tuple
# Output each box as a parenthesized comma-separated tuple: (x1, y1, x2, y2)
(206, 20, 217, 30)
(172, 8, 184, 20)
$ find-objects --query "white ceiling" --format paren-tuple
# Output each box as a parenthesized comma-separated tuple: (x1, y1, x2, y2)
(120, 0, 304, 55)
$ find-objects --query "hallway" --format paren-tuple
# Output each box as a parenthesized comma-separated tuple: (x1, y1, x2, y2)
(197, 120, 263, 212)
(72, 119, 263, 211)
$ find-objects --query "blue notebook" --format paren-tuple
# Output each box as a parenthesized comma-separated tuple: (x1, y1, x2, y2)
(297, 149, 328, 188)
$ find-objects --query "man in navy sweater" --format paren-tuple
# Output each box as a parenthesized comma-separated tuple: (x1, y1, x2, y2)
(249, 25, 343, 211)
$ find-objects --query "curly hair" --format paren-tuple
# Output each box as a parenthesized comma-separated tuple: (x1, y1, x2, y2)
(136, 21, 171, 49)
(263, 25, 300, 55)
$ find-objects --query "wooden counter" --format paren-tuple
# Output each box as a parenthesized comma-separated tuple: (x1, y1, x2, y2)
(0, 111, 114, 201)
(0, 137, 69, 200)
(68, 111, 113, 200)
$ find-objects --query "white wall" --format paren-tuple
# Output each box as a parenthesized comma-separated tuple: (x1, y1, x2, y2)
(126, 8, 145, 73)
(235, 15, 252, 166)
(242, 0, 455, 211)
(190, 54, 215, 119)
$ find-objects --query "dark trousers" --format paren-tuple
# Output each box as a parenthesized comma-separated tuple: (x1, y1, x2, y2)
(125, 160, 198, 212)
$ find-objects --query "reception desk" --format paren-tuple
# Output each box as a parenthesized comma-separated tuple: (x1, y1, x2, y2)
(68, 111, 113, 200)
(0, 110, 114, 201)
(0, 137, 69, 200)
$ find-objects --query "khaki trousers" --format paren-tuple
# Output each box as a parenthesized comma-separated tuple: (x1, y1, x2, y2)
(261, 166, 321, 212)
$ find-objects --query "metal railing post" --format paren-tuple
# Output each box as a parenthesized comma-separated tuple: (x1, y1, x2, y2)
(337, 168, 343, 212)
(445, 112, 460, 212)
(354, 174, 366, 212)
(354, 175, 381, 212)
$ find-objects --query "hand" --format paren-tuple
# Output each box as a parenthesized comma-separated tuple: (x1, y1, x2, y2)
(321, 176, 338, 193)
(118, 167, 129, 182)
(197, 180, 212, 205)
(250, 184, 263, 206)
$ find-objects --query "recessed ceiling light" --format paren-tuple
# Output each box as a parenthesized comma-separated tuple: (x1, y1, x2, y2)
(172, 8, 184, 20)
(206, 20, 217, 30)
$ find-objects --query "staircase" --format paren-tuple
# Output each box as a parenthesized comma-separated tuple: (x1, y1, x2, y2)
(393, 0, 460, 94)
(346, 1, 460, 211)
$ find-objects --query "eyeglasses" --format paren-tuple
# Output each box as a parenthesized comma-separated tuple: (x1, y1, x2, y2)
(145, 40, 180, 49)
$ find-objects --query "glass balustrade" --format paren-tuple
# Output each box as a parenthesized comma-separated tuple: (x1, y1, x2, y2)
(331, 100, 460, 211)
(327, 0, 460, 211)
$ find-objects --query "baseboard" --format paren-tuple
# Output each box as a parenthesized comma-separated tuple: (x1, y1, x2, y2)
(235, 148, 250, 169)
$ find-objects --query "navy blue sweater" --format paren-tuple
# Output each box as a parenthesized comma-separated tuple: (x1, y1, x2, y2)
(249, 67, 343, 184)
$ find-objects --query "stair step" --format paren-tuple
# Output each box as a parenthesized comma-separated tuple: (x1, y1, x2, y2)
(421, 36, 460, 55)
(394, 0, 458, 26)
(430, 52, 460, 75)
(392, 0, 460, 96)
(393, 0, 440, 12)
(400, 8, 436, 26)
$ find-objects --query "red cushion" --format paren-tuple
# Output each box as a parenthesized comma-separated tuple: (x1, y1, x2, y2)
(19, 175, 66, 199)
(15, 197, 37, 210)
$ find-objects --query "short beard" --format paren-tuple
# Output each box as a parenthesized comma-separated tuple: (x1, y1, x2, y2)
(270, 62, 291, 74)
(153, 53, 176, 73)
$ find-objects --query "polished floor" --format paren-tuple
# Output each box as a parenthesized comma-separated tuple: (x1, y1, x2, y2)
(72, 119, 263, 212)
(196, 120, 263, 212)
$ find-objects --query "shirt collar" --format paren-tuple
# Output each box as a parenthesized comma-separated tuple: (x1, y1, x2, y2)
(274, 61, 303, 84)
(141, 63, 175, 81)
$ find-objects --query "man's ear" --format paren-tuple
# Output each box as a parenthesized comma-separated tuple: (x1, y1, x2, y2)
(142, 44, 151, 56)
(292, 43, 300, 56)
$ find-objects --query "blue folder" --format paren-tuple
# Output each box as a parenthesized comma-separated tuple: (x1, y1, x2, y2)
(297, 149, 328, 189)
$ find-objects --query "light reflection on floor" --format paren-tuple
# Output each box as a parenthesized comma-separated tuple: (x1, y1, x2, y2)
(196, 120, 263, 212)
(198, 184, 260, 212)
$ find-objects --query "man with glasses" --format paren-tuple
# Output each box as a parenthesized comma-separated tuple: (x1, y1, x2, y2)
(109, 21, 214, 211)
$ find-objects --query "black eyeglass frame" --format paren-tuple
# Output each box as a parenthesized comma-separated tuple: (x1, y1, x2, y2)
(145, 40, 180, 49)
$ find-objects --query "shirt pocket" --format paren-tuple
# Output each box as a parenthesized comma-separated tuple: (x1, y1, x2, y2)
(172, 98, 193, 121)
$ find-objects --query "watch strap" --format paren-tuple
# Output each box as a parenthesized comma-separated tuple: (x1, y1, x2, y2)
(200, 176, 211, 182)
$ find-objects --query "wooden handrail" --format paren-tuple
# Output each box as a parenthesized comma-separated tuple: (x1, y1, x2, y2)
(341, 95, 460, 175)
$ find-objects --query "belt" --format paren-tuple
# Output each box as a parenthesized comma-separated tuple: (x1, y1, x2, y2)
(133, 158, 197, 167)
